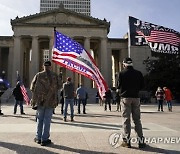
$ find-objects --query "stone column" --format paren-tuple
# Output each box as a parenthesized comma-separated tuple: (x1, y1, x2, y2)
(12, 36, 21, 86)
(49, 36, 57, 72)
(49, 36, 54, 61)
(29, 36, 39, 84)
(100, 37, 110, 86)
(8, 47, 14, 84)
(84, 37, 92, 88)
(107, 48, 112, 87)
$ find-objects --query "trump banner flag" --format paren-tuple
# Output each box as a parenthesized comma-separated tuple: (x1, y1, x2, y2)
(129, 16, 180, 55)
(52, 30, 108, 98)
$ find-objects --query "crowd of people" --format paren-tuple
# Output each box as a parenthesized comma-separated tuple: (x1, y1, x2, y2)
(0, 58, 175, 149)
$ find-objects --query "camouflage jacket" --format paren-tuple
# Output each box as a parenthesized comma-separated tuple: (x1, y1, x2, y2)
(30, 70, 62, 108)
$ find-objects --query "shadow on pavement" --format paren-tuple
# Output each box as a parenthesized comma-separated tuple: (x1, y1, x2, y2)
(52, 120, 149, 131)
(50, 143, 115, 154)
(130, 144, 180, 154)
(0, 141, 57, 154)
(141, 111, 161, 114)
(0, 141, 115, 154)
(75, 113, 121, 118)
(1, 114, 33, 119)
(52, 120, 120, 130)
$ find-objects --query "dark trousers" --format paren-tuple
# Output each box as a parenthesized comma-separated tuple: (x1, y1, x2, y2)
(117, 101, 121, 111)
(158, 100, 163, 111)
(61, 101, 64, 114)
(14, 100, 24, 114)
(105, 98, 111, 111)
(74, 98, 77, 106)
(78, 99, 86, 113)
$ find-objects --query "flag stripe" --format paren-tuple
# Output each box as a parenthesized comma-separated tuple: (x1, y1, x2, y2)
(52, 31, 108, 98)
(20, 84, 30, 105)
(17, 72, 30, 105)
(52, 58, 107, 97)
(137, 30, 180, 46)
(52, 53, 106, 89)
(146, 31, 180, 46)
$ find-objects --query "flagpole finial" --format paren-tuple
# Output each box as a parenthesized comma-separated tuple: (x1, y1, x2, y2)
(54, 27, 56, 31)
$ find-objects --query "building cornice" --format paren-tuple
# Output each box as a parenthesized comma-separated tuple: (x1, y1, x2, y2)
(11, 7, 110, 33)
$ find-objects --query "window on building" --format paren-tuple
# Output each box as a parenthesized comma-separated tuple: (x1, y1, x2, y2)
(43, 49, 49, 62)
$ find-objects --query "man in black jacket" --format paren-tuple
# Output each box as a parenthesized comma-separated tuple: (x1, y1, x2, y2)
(117, 57, 146, 148)
(13, 81, 25, 114)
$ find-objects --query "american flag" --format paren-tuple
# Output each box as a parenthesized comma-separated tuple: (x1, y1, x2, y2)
(17, 71, 30, 105)
(137, 30, 180, 47)
(52, 30, 108, 98)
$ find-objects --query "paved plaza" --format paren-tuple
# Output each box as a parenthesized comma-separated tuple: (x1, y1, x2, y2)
(0, 101, 180, 154)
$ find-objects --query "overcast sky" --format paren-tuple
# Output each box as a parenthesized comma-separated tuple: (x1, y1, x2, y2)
(0, 0, 180, 38)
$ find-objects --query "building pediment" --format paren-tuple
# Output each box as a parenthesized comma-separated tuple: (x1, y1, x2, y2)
(11, 7, 110, 30)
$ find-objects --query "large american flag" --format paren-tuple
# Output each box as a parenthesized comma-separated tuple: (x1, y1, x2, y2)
(17, 71, 30, 105)
(52, 30, 108, 98)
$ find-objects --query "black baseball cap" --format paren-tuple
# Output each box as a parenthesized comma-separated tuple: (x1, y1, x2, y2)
(123, 57, 133, 66)
(43, 61, 51, 66)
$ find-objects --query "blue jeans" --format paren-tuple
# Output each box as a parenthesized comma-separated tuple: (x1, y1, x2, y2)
(36, 106, 53, 141)
(64, 98, 74, 118)
(166, 101, 172, 110)
(14, 100, 24, 114)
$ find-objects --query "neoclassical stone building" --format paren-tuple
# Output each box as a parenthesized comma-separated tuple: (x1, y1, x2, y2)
(0, 6, 151, 90)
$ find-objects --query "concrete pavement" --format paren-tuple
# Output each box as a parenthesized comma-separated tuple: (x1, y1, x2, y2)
(0, 101, 180, 154)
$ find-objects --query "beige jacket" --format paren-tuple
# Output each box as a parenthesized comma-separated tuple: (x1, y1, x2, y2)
(30, 70, 62, 108)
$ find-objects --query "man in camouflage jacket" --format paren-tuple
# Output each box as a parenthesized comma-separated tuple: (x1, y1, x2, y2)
(30, 61, 62, 146)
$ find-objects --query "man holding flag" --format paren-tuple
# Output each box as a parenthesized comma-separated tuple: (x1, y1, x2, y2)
(12, 71, 30, 114)
(52, 29, 108, 99)
(13, 81, 26, 115)
(16, 71, 30, 105)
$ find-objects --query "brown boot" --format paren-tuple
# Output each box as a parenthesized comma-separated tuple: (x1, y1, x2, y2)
(121, 141, 131, 148)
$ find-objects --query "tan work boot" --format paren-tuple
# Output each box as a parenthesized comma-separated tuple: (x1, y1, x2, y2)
(121, 141, 131, 148)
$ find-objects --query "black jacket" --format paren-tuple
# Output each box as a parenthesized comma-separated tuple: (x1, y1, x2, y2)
(13, 84, 24, 101)
(104, 90, 112, 99)
(117, 66, 144, 98)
